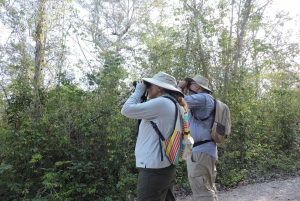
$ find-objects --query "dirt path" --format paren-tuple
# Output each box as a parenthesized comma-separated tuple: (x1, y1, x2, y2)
(177, 176, 300, 201)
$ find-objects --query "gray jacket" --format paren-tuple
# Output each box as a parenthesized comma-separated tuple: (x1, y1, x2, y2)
(121, 83, 184, 168)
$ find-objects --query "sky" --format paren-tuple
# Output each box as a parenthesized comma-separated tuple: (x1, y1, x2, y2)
(0, 0, 299, 70)
(0, 0, 299, 88)
(1, 0, 299, 44)
(270, 0, 300, 41)
(273, 0, 299, 16)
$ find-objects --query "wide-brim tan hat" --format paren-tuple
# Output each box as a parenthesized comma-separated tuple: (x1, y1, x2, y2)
(184, 75, 212, 92)
(143, 72, 184, 97)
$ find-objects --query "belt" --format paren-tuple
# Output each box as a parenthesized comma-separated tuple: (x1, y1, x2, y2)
(193, 140, 214, 148)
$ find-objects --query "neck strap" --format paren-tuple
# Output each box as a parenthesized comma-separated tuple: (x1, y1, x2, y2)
(189, 88, 198, 94)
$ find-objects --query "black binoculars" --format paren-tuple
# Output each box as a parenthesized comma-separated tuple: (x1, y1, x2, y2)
(133, 81, 138, 87)
(133, 81, 152, 89)
(132, 81, 147, 102)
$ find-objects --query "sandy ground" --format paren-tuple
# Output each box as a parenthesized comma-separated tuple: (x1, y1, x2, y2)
(177, 176, 300, 201)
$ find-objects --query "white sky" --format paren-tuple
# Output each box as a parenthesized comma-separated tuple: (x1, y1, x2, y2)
(0, 0, 299, 65)
(1, 0, 298, 44)
(273, 0, 299, 16)
(0, 0, 298, 89)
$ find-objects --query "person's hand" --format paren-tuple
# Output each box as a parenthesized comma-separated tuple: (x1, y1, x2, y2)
(177, 81, 188, 95)
(136, 80, 146, 92)
(178, 81, 187, 88)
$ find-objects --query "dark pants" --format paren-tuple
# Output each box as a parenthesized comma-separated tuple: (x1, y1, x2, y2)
(137, 165, 176, 201)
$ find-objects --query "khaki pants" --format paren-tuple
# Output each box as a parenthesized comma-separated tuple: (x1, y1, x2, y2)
(187, 152, 218, 201)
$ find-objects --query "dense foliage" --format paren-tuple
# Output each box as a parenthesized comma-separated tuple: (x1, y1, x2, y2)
(0, 0, 299, 200)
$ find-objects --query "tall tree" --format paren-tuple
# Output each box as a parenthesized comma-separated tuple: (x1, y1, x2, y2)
(32, 0, 46, 122)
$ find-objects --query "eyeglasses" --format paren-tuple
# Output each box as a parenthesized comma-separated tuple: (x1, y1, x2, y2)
(188, 82, 196, 88)
(145, 82, 152, 88)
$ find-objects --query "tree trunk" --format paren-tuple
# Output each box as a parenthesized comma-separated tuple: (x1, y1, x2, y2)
(33, 0, 46, 123)
(187, 0, 209, 77)
(233, 0, 252, 81)
(224, 0, 235, 90)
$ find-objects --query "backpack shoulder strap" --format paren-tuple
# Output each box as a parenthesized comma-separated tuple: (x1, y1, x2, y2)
(150, 95, 178, 161)
(193, 111, 212, 133)
(150, 96, 178, 138)
(192, 94, 216, 132)
(191, 94, 216, 121)
(161, 96, 178, 131)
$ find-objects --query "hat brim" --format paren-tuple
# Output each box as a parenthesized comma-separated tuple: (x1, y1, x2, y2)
(184, 77, 212, 92)
(143, 78, 184, 97)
